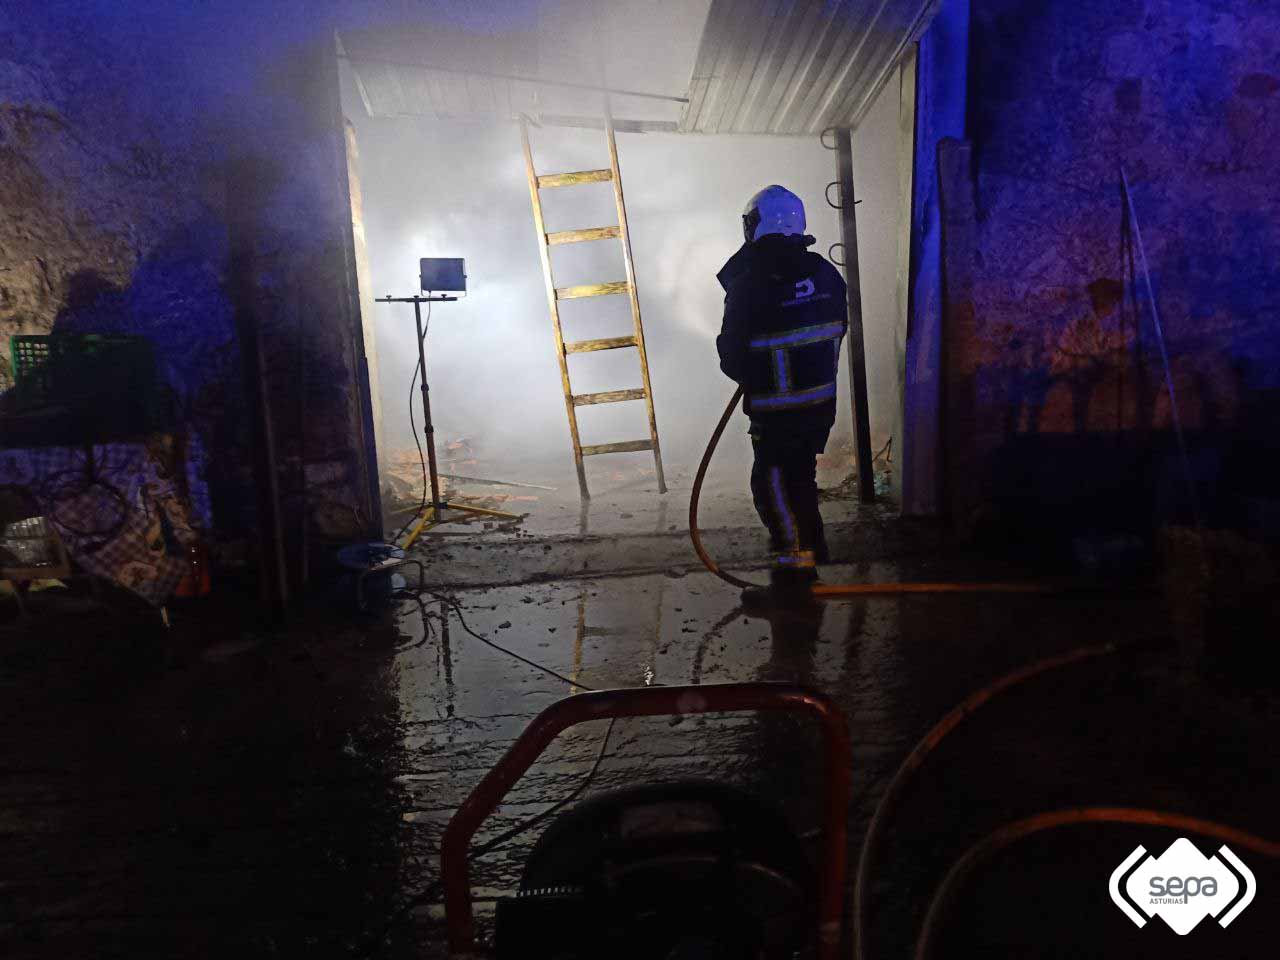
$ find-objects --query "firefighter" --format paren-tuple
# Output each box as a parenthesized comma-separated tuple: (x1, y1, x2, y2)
(716, 185, 847, 605)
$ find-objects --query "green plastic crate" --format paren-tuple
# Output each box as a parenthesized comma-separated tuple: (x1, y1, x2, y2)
(5, 334, 164, 443)
(9, 335, 51, 385)
(10, 334, 155, 390)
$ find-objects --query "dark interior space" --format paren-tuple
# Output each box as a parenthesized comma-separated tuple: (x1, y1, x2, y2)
(2, 2, 1276, 959)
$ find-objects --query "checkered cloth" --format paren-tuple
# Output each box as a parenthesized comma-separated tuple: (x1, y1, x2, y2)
(0, 437, 206, 607)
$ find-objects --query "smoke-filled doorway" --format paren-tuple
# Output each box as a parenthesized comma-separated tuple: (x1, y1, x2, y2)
(336, 7, 916, 535)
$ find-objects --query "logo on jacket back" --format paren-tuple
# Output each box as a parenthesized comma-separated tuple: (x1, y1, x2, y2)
(1109, 837, 1256, 934)
(782, 277, 826, 307)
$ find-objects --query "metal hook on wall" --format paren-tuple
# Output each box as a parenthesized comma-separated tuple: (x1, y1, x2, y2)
(825, 181, 863, 210)
(828, 242, 846, 267)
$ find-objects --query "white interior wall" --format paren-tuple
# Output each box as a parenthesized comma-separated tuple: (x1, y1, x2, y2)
(851, 74, 907, 467)
(344, 72, 906, 488)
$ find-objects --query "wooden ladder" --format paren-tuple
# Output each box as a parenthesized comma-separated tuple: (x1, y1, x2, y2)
(519, 111, 666, 500)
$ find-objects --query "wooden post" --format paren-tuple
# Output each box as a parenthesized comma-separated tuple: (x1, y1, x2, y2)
(834, 129, 876, 502)
(227, 158, 289, 617)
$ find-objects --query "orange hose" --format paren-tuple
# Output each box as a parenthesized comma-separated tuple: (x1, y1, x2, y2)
(688, 386, 758, 590)
(852, 641, 1122, 960)
(690, 393, 1272, 960)
(914, 807, 1280, 960)
(690, 387, 1055, 595)
(813, 580, 1048, 596)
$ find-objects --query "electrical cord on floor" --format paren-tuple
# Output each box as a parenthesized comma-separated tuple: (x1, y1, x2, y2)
(423, 588, 591, 691)
(389, 301, 432, 546)
(363, 717, 615, 957)
(472, 715, 615, 856)
(364, 586, 615, 956)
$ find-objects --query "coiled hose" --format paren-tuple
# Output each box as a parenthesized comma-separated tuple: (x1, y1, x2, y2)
(688, 387, 1049, 595)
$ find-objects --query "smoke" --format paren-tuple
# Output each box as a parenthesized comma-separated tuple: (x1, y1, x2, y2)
(338, 1, 907, 486)
(12, 0, 906, 491)
(349, 113, 855, 476)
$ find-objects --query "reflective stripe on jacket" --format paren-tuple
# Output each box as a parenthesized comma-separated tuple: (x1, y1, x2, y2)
(716, 235, 847, 434)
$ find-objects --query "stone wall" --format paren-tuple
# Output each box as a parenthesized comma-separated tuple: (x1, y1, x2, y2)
(939, 0, 1279, 546)
(0, 4, 380, 578)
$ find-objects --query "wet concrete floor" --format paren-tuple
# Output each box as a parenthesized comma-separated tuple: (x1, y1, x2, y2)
(2, 482, 1276, 959)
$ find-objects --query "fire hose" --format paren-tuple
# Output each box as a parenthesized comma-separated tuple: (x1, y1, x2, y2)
(913, 806, 1279, 960)
(689, 388, 1278, 956)
(865, 645, 1280, 959)
(689, 386, 1048, 595)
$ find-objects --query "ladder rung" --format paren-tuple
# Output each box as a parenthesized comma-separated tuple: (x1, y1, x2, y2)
(581, 440, 654, 457)
(571, 388, 646, 407)
(537, 169, 613, 188)
(556, 281, 630, 300)
(547, 226, 621, 246)
(564, 336, 636, 355)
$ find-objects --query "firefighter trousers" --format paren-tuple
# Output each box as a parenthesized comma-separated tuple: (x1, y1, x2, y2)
(749, 430, 829, 584)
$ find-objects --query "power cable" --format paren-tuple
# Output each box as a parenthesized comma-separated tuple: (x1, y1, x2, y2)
(472, 716, 615, 856)
(871, 436, 892, 464)
(365, 586, 614, 956)
(389, 301, 432, 545)
(364, 716, 615, 957)
(424, 588, 590, 691)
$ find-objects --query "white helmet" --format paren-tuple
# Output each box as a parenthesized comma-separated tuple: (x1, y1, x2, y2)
(742, 185, 806, 242)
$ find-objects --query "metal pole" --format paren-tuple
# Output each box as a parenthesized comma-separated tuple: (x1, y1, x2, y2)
(376, 294, 520, 543)
(834, 129, 876, 502)
(414, 299, 443, 519)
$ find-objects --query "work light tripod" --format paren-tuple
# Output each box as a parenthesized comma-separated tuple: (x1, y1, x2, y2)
(377, 294, 520, 548)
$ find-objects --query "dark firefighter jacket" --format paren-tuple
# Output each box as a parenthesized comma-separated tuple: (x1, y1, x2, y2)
(716, 235, 847, 438)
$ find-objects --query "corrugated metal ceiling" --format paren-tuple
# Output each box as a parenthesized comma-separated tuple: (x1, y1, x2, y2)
(680, 0, 938, 134)
(340, 0, 936, 135)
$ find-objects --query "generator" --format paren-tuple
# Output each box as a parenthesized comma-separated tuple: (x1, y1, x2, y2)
(441, 683, 851, 960)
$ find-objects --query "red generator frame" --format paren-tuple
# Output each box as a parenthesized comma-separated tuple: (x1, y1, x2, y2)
(441, 682, 852, 959)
